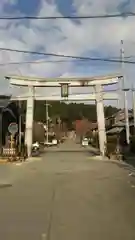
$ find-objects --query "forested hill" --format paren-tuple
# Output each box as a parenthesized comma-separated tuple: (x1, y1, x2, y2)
(32, 101, 118, 122)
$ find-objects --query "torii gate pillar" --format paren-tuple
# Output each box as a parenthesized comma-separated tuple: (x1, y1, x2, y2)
(25, 86, 34, 157)
(95, 84, 106, 156)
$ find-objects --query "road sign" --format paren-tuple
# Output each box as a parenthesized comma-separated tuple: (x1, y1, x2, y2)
(8, 122, 18, 135)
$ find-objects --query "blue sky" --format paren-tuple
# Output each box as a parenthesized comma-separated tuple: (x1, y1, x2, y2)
(5, 0, 133, 69)
(6, 0, 133, 15)
(0, 0, 135, 106)
(4, 0, 41, 15)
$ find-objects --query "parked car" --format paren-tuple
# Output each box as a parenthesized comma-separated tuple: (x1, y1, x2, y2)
(52, 139, 58, 145)
(81, 137, 89, 146)
(44, 135, 58, 147)
(32, 141, 40, 151)
(32, 141, 40, 156)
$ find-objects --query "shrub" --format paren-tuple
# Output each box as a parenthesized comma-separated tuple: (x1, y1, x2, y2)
(106, 135, 118, 157)
(91, 134, 99, 149)
(130, 135, 135, 153)
(92, 133, 120, 157)
(33, 122, 45, 143)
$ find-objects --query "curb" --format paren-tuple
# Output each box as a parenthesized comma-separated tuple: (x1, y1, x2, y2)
(0, 156, 42, 165)
(26, 156, 41, 161)
(112, 159, 135, 169)
(89, 156, 135, 171)
(88, 155, 109, 161)
(0, 159, 9, 164)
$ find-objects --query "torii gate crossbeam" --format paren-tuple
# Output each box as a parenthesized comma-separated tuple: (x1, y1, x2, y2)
(11, 92, 119, 101)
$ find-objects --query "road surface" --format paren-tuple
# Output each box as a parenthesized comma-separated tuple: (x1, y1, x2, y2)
(0, 140, 135, 239)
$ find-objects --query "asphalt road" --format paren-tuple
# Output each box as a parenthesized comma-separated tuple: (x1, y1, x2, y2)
(0, 140, 135, 239)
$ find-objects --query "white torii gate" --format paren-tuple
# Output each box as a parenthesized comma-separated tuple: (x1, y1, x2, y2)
(5, 74, 122, 158)
(11, 92, 119, 101)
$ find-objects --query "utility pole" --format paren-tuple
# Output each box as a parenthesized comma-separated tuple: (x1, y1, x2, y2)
(18, 100, 22, 153)
(131, 85, 135, 128)
(118, 44, 122, 109)
(46, 101, 49, 143)
(121, 40, 130, 144)
(45, 101, 52, 143)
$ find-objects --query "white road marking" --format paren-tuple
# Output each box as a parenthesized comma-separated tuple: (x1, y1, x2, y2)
(14, 163, 23, 166)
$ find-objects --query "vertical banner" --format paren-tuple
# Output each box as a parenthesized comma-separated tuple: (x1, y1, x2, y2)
(61, 83, 69, 98)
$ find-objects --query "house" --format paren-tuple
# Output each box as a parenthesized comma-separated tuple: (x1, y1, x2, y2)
(106, 109, 133, 130)
(106, 110, 134, 146)
(88, 109, 134, 144)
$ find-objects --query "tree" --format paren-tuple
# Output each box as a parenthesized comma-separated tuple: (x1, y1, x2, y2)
(15, 100, 118, 125)
(33, 122, 45, 142)
(104, 105, 118, 118)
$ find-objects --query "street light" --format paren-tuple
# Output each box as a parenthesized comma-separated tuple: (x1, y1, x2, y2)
(120, 40, 130, 145)
(122, 88, 130, 144)
(18, 100, 22, 154)
(131, 86, 135, 129)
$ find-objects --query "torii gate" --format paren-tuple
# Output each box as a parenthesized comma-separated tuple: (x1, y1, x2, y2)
(5, 74, 122, 157)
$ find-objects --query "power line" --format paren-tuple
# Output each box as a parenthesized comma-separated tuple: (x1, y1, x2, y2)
(0, 59, 77, 66)
(0, 55, 133, 66)
(0, 59, 99, 66)
(0, 47, 135, 64)
(0, 12, 135, 20)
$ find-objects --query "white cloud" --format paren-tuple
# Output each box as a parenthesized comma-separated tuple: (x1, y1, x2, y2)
(0, 0, 134, 105)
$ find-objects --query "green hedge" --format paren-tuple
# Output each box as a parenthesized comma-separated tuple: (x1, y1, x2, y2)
(130, 135, 135, 153)
(106, 135, 117, 156)
(91, 133, 121, 157)
(91, 134, 99, 149)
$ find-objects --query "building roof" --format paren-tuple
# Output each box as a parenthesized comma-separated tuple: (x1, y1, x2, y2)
(107, 120, 134, 134)
(113, 120, 134, 127)
(107, 127, 123, 134)
(106, 109, 133, 120)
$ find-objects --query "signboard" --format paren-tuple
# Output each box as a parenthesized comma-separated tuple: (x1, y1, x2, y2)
(80, 80, 89, 86)
(8, 122, 18, 135)
(61, 83, 69, 98)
